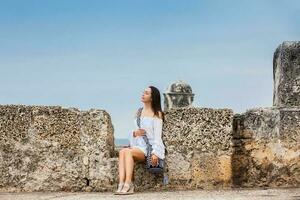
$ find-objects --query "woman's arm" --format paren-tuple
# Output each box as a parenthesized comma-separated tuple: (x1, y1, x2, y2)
(129, 108, 145, 146)
(129, 111, 139, 146)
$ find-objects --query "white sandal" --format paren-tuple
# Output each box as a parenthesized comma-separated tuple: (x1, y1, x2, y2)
(114, 182, 125, 195)
(119, 182, 134, 195)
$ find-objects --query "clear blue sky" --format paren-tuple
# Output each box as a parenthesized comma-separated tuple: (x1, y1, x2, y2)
(0, 0, 299, 139)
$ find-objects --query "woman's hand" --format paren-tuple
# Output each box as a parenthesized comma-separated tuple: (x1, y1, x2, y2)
(151, 154, 159, 166)
(133, 128, 146, 137)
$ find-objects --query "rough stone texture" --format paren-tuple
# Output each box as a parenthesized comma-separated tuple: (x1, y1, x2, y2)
(0, 104, 299, 192)
(164, 107, 234, 189)
(232, 107, 300, 188)
(273, 41, 300, 107)
(0, 105, 115, 192)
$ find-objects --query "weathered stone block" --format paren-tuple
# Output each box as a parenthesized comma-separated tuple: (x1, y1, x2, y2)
(163, 107, 234, 154)
(273, 41, 300, 107)
(232, 107, 300, 187)
(0, 105, 115, 192)
(191, 153, 232, 188)
(163, 107, 234, 189)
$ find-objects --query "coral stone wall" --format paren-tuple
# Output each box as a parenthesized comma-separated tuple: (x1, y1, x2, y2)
(0, 105, 115, 192)
(0, 105, 235, 192)
(163, 107, 234, 189)
(273, 41, 300, 107)
(232, 107, 300, 188)
(0, 104, 299, 192)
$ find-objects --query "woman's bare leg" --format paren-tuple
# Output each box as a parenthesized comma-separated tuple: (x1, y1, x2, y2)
(124, 147, 145, 183)
(118, 148, 128, 183)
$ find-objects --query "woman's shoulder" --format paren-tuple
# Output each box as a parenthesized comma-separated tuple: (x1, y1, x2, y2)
(153, 111, 163, 121)
(157, 111, 163, 119)
(133, 107, 163, 121)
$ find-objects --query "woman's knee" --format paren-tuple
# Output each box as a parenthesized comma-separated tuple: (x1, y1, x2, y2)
(120, 147, 131, 156)
(119, 147, 128, 156)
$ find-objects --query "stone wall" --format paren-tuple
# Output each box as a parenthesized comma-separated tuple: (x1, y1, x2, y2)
(0, 105, 116, 192)
(0, 105, 235, 192)
(273, 41, 300, 107)
(232, 41, 300, 187)
(162, 107, 233, 189)
(232, 107, 300, 188)
(1, 104, 298, 192)
(230, 41, 300, 188)
(125, 107, 300, 191)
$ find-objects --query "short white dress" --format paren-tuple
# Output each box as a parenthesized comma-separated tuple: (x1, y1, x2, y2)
(128, 115, 165, 159)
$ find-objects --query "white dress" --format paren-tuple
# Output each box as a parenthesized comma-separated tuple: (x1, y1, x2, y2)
(128, 115, 165, 159)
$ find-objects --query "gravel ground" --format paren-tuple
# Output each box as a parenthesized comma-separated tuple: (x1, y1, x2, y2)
(0, 188, 300, 200)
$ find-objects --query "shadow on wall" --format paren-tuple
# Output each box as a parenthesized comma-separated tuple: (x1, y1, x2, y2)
(231, 113, 251, 187)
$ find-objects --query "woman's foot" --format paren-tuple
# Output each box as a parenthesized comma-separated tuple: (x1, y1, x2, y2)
(113, 182, 125, 195)
(119, 181, 134, 195)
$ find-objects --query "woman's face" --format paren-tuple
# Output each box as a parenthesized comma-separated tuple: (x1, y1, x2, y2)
(141, 87, 152, 103)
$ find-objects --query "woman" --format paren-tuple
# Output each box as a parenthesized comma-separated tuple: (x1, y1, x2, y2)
(114, 86, 166, 195)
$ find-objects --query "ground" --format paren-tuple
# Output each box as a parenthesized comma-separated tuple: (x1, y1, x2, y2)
(0, 188, 300, 200)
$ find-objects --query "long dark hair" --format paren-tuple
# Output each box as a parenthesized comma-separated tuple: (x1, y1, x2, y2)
(149, 86, 165, 122)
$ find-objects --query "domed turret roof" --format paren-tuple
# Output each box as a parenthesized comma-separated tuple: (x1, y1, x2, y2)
(166, 80, 193, 94)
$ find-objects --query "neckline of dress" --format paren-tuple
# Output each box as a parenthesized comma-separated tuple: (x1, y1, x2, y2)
(140, 107, 162, 121)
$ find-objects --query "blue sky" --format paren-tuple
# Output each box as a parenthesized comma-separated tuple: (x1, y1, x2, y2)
(0, 0, 299, 139)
